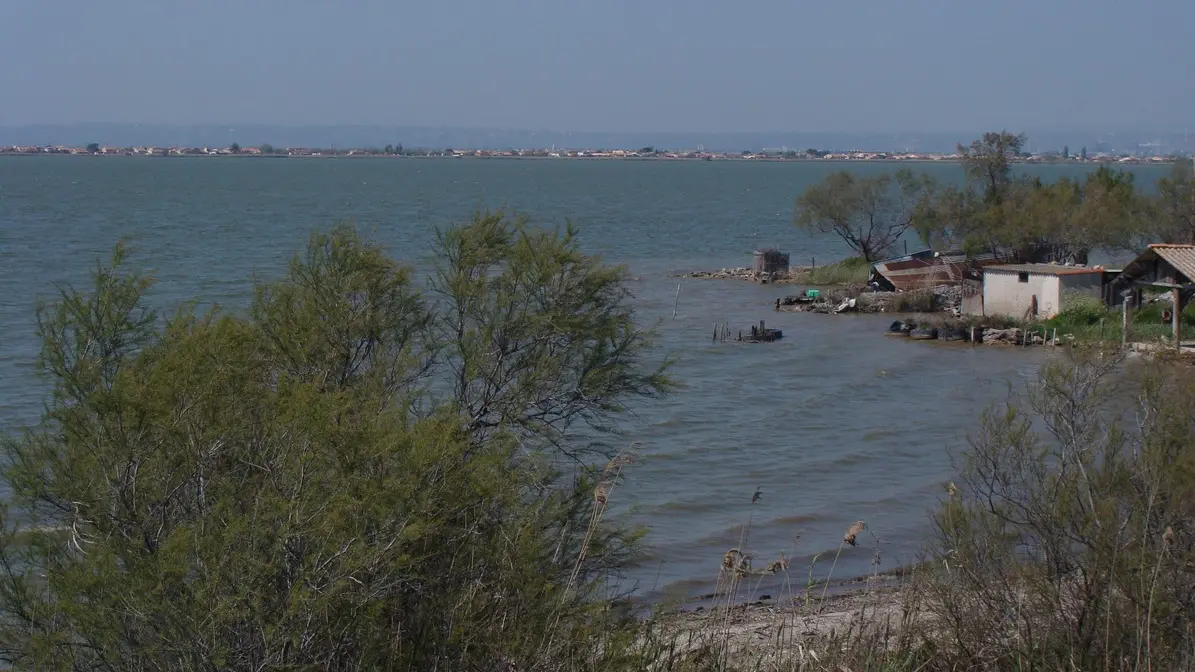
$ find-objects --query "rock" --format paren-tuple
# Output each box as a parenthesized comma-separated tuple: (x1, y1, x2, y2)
(983, 328, 1022, 344)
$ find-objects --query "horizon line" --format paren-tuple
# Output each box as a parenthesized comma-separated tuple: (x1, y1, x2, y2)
(0, 122, 1182, 135)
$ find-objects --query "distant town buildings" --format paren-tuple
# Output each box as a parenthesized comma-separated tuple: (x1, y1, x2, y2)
(0, 143, 1187, 164)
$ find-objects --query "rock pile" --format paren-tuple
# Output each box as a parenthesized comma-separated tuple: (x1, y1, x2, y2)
(680, 267, 808, 284)
(680, 267, 755, 280)
(932, 285, 963, 312)
(982, 328, 1050, 346)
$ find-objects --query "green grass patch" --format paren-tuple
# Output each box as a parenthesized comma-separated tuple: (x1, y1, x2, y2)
(1036, 295, 1195, 344)
(800, 256, 870, 286)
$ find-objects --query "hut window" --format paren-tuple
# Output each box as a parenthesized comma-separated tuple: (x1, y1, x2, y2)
(1018, 272, 1030, 283)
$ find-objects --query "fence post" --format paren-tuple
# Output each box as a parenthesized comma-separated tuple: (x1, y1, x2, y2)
(1121, 296, 1129, 346)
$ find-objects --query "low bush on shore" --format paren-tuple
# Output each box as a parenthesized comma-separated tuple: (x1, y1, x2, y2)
(653, 349, 1195, 671)
(884, 288, 937, 313)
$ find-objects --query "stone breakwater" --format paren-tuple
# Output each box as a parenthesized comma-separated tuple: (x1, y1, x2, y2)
(678, 267, 809, 284)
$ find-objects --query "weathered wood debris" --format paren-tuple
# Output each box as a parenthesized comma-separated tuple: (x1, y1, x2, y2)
(776, 286, 964, 315)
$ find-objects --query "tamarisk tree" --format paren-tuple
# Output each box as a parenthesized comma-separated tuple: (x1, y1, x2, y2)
(0, 212, 670, 670)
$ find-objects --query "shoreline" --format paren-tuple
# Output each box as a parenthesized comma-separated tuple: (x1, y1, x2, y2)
(650, 570, 913, 662)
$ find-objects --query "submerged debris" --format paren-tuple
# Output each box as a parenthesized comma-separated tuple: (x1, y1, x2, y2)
(712, 320, 784, 344)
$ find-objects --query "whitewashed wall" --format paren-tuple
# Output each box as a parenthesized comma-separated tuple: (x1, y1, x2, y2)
(983, 271, 1060, 318)
(983, 270, 1103, 318)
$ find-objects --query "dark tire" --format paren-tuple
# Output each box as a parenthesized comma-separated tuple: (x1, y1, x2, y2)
(941, 327, 968, 342)
(909, 327, 939, 341)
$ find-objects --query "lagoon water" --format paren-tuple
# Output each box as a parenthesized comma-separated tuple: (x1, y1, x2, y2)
(0, 156, 1172, 601)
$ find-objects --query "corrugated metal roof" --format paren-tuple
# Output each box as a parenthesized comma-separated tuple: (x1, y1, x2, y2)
(1149, 244, 1195, 282)
(938, 251, 1002, 265)
(872, 249, 937, 265)
(985, 263, 1104, 276)
(871, 253, 1008, 291)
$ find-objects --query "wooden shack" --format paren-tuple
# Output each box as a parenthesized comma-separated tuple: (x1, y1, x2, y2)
(752, 248, 790, 275)
(1110, 244, 1195, 350)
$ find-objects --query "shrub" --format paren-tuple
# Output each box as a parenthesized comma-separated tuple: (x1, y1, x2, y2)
(1045, 294, 1110, 328)
(912, 350, 1195, 669)
(887, 289, 937, 313)
(0, 214, 671, 670)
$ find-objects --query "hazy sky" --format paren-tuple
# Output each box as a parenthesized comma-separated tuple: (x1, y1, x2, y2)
(1, 0, 1191, 133)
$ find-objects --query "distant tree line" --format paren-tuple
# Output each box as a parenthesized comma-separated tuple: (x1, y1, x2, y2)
(795, 131, 1195, 263)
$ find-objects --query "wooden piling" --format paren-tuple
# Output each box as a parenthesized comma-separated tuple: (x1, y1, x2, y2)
(1121, 297, 1129, 346)
(1173, 288, 1182, 352)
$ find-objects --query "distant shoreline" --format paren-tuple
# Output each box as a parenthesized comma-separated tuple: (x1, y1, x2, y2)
(0, 152, 1179, 166)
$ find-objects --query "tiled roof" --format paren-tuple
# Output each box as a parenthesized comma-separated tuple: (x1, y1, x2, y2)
(1148, 244, 1195, 282)
(985, 263, 1104, 276)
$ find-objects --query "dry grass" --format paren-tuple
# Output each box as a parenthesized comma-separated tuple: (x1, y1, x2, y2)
(842, 521, 866, 547)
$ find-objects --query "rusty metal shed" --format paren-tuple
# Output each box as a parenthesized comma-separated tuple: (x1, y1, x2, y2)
(870, 249, 1005, 292)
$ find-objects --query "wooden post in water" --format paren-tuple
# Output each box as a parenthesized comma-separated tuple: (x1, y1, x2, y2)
(673, 284, 681, 318)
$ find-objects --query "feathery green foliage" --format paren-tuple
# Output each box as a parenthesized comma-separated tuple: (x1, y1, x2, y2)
(0, 212, 670, 670)
(921, 351, 1195, 669)
(809, 131, 1169, 266)
(794, 169, 934, 262)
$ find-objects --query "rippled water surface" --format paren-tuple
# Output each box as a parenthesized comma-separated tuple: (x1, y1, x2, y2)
(0, 156, 1171, 601)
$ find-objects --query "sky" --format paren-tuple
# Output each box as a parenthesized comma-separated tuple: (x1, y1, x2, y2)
(1, 0, 1192, 134)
